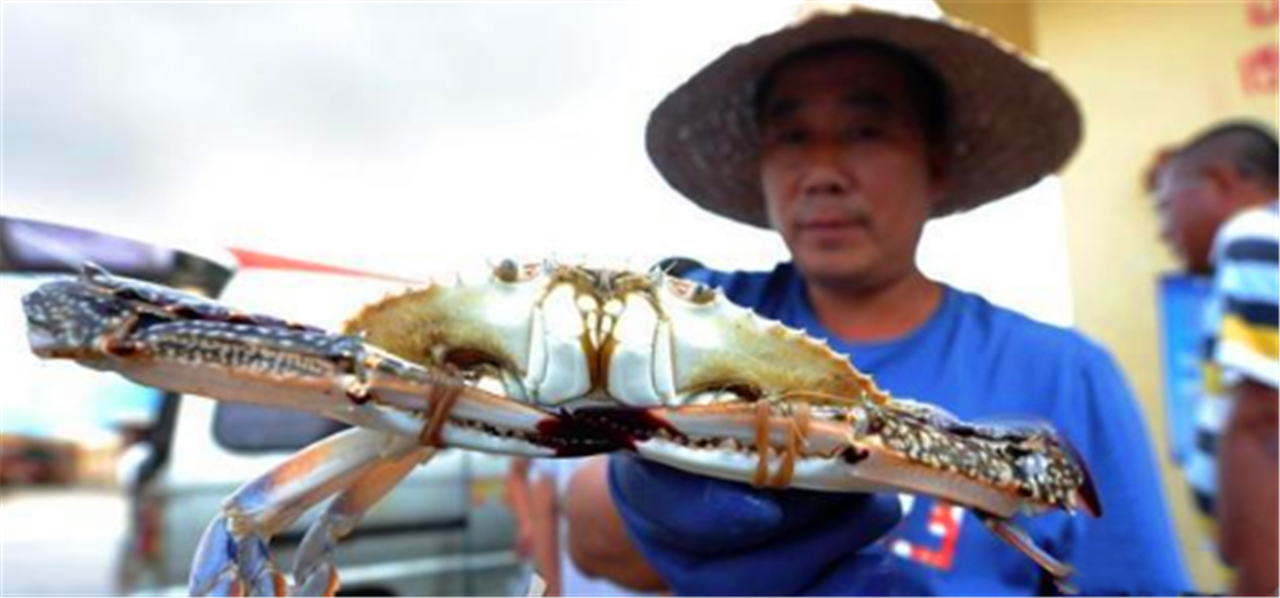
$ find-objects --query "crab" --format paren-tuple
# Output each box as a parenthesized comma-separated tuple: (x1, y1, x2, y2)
(22, 261, 1099, 596)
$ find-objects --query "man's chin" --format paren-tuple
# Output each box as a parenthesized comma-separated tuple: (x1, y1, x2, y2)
(793, 255, 874, 287)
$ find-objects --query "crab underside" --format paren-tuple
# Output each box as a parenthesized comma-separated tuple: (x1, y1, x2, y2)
(22, 261, 1100, 596)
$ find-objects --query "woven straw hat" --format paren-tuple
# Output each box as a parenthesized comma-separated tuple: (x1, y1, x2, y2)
(646, 1, 1082, 228)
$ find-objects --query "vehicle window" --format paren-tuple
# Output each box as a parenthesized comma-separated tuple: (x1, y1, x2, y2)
(213, 403, 347, 452)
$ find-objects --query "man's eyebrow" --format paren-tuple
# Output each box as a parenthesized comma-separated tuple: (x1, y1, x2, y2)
(762, 97, 800, 121)
(761, 90, 894, 121)
(841, 90, 892, 112)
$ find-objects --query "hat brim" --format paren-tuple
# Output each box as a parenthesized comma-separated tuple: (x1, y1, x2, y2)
(646, 8, 1083, 228)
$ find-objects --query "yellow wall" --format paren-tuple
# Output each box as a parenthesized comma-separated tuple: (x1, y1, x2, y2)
(944, 0, 1277, 591)
(941, 1, 1033, 53)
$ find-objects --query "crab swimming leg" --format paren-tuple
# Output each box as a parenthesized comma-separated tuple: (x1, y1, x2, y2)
(189, 429, 420, 597)
(291, 445, 433, 597)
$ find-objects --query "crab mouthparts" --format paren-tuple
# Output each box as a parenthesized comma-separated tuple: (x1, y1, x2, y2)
(535, 407, 680, 457)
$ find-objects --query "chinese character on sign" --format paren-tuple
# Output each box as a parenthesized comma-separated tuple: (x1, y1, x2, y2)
(1247, 0, 1279, 27)
(1240, 43, 1279, 94)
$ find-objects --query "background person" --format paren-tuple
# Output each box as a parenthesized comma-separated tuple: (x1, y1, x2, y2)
(1151, 121, 1279, 596)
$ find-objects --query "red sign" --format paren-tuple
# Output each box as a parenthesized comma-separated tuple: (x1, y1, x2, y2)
(1248, 0, 1279, 27)
(1240, 43, 1279, 94)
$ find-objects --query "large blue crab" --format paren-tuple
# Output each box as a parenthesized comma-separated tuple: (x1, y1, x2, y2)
(22, 262, 1099, 596)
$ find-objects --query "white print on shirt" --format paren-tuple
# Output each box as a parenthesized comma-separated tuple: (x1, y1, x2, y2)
(885, 496, 967, 571)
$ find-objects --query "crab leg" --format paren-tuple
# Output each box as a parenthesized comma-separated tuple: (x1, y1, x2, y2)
(189, 429, 418, 597)
(291, 445, 433, 596)
(639, 403, 1017, 511)
(630, 403, 1094, 583)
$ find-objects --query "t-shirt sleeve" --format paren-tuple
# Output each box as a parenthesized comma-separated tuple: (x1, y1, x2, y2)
(1057, 342, 1193, 595)
(1211, 209, 1279, 389)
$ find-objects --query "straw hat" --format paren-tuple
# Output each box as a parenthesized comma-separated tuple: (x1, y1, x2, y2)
(646, 1, 1083, 228)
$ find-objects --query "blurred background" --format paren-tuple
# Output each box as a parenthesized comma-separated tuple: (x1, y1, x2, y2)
(1, 1, 1276, 595)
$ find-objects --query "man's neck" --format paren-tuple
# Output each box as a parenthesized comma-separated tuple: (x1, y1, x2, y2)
(804, 272, 942, 344)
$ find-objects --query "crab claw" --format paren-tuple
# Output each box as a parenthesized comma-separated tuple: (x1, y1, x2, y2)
(21, 269, 574, 458)
(1057, 433, 1102, 518)
(976, 512, 1077, 593)
(24, 275, 143, 361)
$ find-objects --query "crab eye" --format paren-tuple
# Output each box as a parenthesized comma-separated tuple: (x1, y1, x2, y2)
(664, 277, 718, 305)
(689, 283, 717, 305)
(494, 259, 520, 283)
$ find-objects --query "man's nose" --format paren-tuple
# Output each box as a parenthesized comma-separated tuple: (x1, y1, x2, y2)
(799, 157, 851, 198)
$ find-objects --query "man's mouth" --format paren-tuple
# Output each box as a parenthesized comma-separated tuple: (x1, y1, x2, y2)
(797, 216, 868, 235)
(802, 220, 855, 230)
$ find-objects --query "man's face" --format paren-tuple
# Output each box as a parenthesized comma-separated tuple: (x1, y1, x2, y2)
(1152, 160, 1226, 274)
(758, 49, 947, 290)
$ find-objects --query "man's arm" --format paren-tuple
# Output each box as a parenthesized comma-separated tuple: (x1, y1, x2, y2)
(562, 457, 667, 592)
(529, 472, 563, 596)
(1208, 210, 1279, 594)
(505, 459, 535, 560)
(1218, 380, 1278, 595)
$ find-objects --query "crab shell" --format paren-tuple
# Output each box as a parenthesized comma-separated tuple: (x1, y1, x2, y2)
(342, 262, 1098, 520)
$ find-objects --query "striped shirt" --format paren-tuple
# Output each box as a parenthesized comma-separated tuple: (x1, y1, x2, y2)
(1184, 200, 1280, 532)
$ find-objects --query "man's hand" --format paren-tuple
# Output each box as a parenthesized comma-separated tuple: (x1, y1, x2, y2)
(609, 454, 903, 596)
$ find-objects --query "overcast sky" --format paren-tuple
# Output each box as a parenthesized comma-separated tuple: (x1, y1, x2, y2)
(3, 3, 802, 270)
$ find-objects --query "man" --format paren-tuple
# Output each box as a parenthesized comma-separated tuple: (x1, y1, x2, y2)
(1152, 122, 1279, 595)
(567, 2, 1191, 595)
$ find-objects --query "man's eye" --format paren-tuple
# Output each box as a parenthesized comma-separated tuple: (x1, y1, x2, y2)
(843, 125, 883, 141)
(770, 128, 808, 145)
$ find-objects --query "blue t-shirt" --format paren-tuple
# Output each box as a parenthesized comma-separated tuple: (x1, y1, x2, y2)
(683, 263, 1191, 596)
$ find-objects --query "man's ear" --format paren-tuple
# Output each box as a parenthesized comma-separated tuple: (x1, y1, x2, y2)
(1203, 161, 1241, 199)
